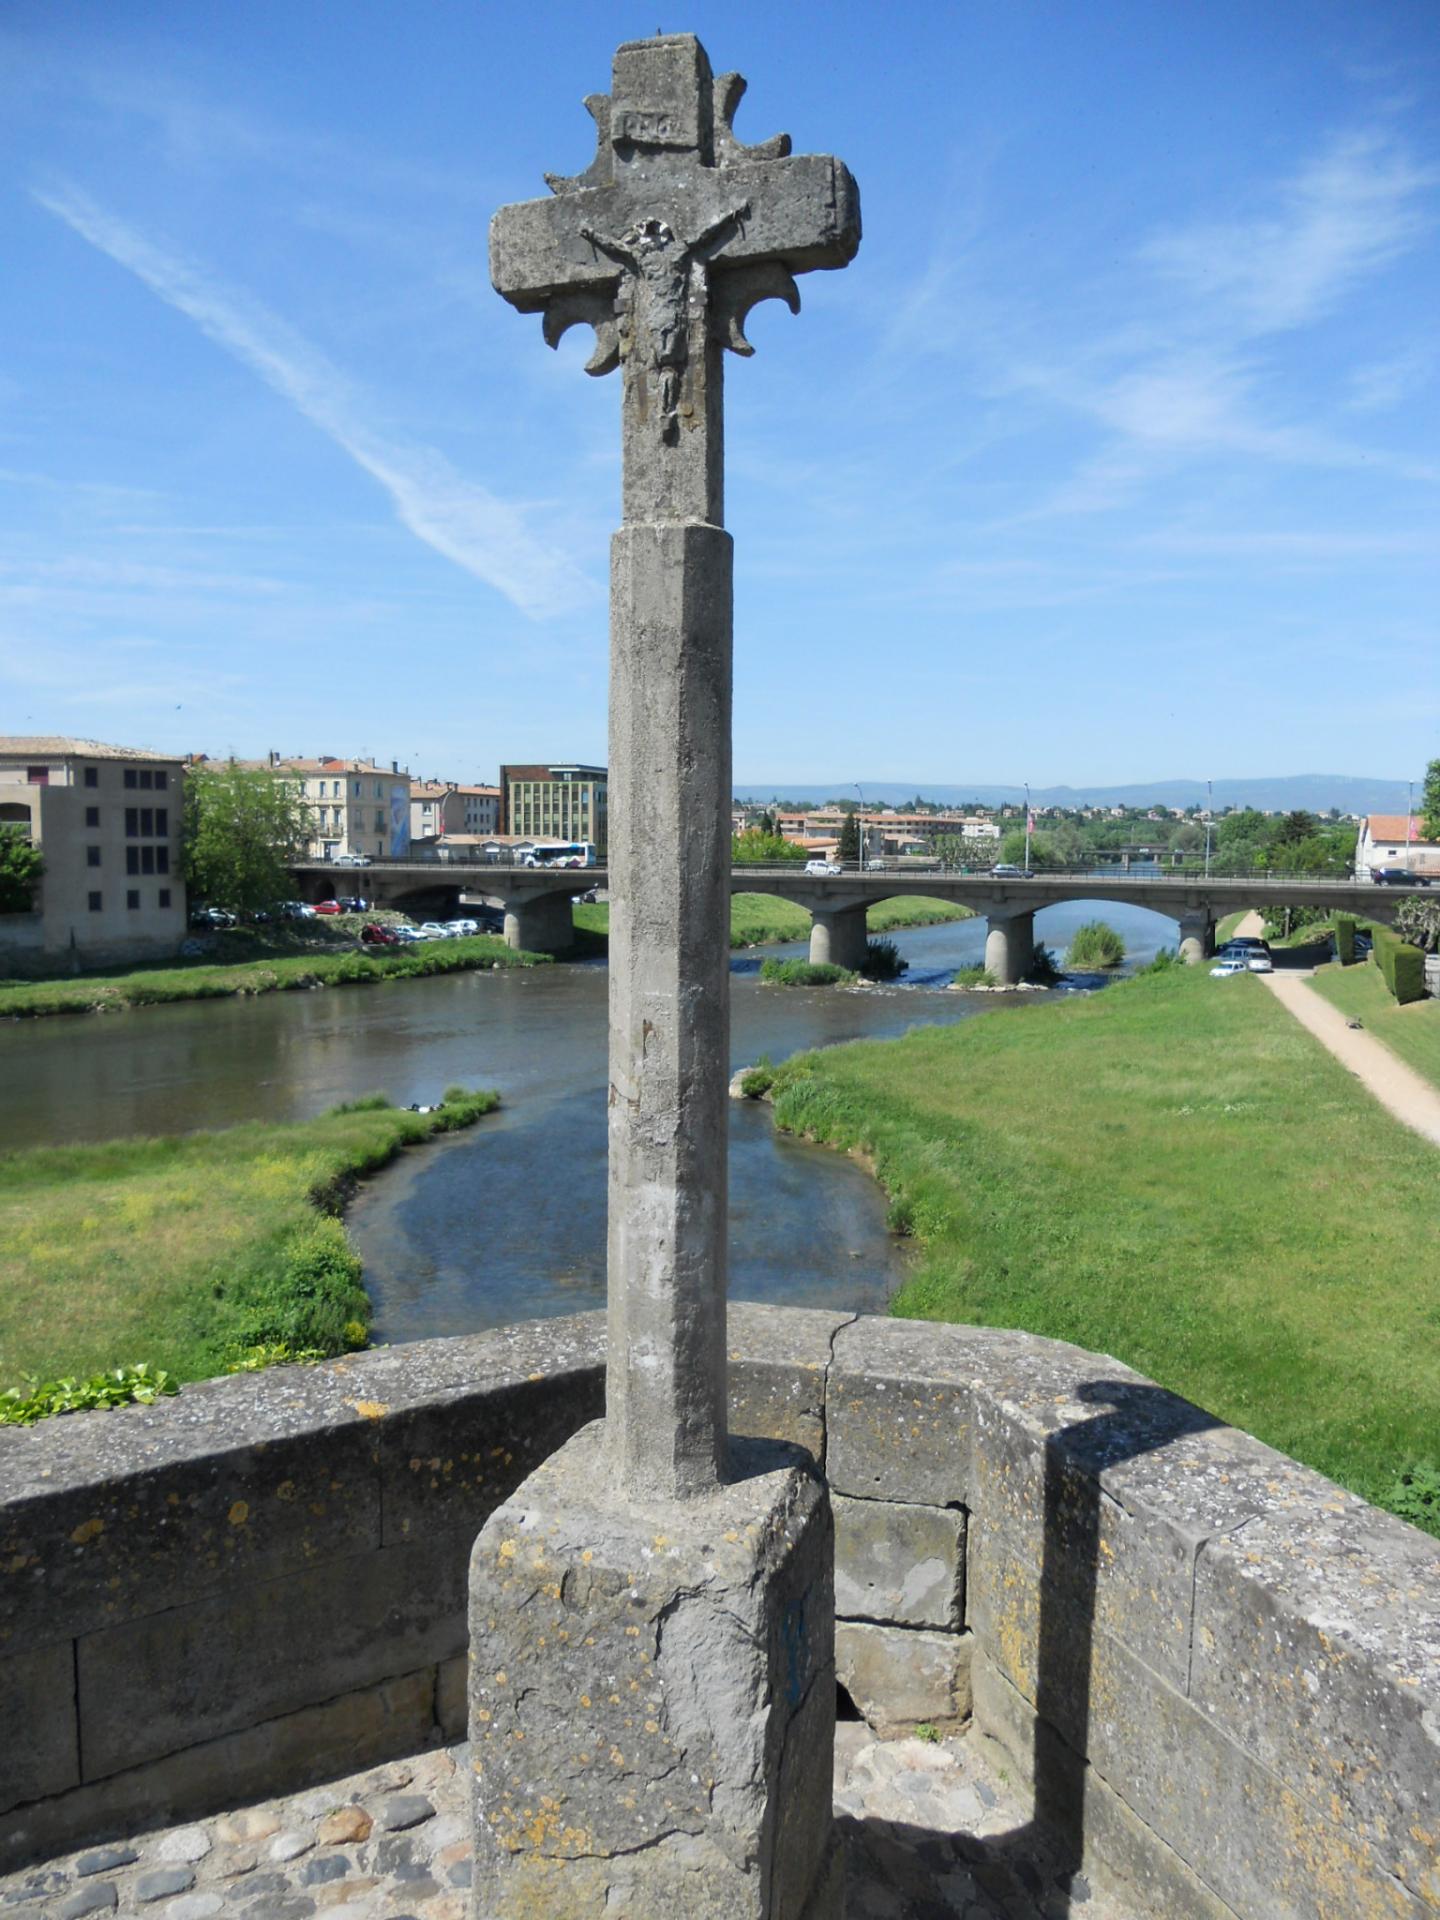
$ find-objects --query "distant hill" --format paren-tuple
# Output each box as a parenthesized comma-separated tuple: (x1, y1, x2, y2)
(734, 775, 1414, 815)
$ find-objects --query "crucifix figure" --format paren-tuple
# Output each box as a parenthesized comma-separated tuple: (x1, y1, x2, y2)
(492, 34, 860, 1500)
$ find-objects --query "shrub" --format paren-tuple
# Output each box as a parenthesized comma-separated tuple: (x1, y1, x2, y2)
(1334, 917, 1356, 965)
(1136, 947, 1181, 974)
(1387, 1462, 1440, 1535)
(739, 1057, 777, 1098)
(1372, 926, 1427, 1004)
(759, 958, 854, 987)
(950, 964, 997, 988)
(1065, 920, 1126, 970)
(1026, 945, 1062, 985)
(332, 1092, 392, 1113)
(861, 936, 907, 982)
(0, 1364, 177, 1425)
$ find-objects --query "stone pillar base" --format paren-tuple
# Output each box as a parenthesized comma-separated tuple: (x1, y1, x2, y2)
(503, 889, 575, 954)
(810, 906, 869, 972)
(984, 911, 1034, 986)
(469, 1423, 840, 1920)
(1177, 912, 1214, 965)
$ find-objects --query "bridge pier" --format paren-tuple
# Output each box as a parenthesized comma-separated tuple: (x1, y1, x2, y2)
(504, 890, 576, 955)
(809, 904, 870, 971)
(1177, 911, 1216, 966)
(985, 911, 1035, 987)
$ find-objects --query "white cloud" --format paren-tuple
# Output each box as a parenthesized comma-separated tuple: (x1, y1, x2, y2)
(33, 184, 598, 620)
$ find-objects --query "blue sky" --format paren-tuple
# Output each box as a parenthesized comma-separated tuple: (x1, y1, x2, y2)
(2, 0, 1436, 788)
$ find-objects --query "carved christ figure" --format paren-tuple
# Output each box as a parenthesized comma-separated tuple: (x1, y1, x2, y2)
(581, 203, 750, 439)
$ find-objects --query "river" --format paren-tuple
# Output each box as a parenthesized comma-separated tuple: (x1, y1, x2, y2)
(0, 900, 1177, 1335)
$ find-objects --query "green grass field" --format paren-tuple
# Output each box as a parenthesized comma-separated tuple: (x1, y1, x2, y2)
(0, 933, 545, 1018)
(1307, 959, 1440, 1090)
(765, 964, 1440, 1529)
(0, 1093, 498, 1390)
(573, 894, 972, 950)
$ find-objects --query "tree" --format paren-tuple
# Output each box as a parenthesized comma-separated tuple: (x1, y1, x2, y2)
(1421, 759, 1440, 844)
(1396, 895, 1440, 954)
(731, 828, 805, 865)
(183, 764, 313, 912)
(0, 826, 43, 913)
(1275, 809, 1320, 846)
(837, 811, 860, 864)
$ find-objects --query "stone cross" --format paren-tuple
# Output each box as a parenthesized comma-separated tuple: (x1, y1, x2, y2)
(492, 34, 859, 1499)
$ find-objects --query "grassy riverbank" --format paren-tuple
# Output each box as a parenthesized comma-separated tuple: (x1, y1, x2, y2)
(1307, 960, 1440, 1090)
(763, 964, 1440, 1530)
(0, 1091, 498, 1393)
(0, 934, 546, 1019)
(573, 894, 973, 950)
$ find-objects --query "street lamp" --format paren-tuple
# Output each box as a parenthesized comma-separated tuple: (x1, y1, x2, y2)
(854, 783, 864, 872)
(1024, 782, 1032, 874)
(1205, 779, 1213, 878)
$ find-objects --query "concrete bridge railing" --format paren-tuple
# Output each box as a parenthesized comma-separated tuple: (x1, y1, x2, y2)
(4, 1307, 1437, 1916)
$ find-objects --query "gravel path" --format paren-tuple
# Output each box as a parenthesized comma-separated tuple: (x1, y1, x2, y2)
(0, 1724, 1136, 1919)
(1231, 912, 1440, 1148)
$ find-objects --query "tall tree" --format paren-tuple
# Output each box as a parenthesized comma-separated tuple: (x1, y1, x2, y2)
(837, 811, 860, 864)
(1421, 758, 1440, 843)
(0, 826, 43, 913)
(183, 765, 313, 912)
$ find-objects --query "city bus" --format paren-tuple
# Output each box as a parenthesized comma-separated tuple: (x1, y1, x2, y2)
(519, 841, 597, 869)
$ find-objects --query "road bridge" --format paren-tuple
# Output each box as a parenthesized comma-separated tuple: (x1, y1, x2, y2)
(290, 860, 1407, 982)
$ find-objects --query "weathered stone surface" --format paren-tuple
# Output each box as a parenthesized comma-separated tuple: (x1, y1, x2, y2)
(154, 1824, 211, 1864)
(435, 1655, 467, 1741)
(134, 1865, 195, 1902)
(369, 1795, 433, 1833)
(74, 1849, 136, 1878)
(728, 1305, 853, 1461)
(827, 1317, 981, 1505)
(77, 1534, 467, 1779)
(469, 1425, 835, 1917)
(835, 1622, 971, 1734)
(832, 1492, 964, 1629)
(0, 1642, 79, 1816)
(1190, 1501, 1440, 1910)
(56, 1885, 115, 1918)
(315, 1807, 371, 1847)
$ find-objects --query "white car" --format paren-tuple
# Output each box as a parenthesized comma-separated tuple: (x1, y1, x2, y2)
(333, 852, 373, 867)
(419, 921, 456, 940)
(804, 860, 842, 875)
(1245, 953, 1274, 974)
(447, 918, 480, 936)
(1209, 958, 1248, 977)
(394, 925, 428, 942)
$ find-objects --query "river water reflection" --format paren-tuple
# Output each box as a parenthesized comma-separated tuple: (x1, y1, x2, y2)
(1, 901, 1177, 1336)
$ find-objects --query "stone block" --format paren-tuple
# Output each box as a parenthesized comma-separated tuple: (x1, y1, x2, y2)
(0, 1641, 79, 1816)
(974, 1576, 1428, 1919)
(469, 1423, 835, 1918)
(76, 1533, 468, 1780)
(826, 1317, 978, 1506)
(971, 1651, 1241, 1920)
(832, 1493, 964, 1629)
(1190, 1500, 1440, 1911)
(0, 1667, 438, 1873)
(834, 1622, 971, 1734)
(728, 1304, 854, 1462)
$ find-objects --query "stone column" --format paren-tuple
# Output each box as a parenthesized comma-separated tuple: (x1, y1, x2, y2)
(809, 903, 869, 971)
(985, 910, 1034, 986)
(502, 889, 576, 955)
(1178, 911, 1214, 965)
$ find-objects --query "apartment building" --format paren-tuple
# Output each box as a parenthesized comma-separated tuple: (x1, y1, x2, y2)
(500, 763, 607, 853)
(0, 737, 187, 967)
(269, 757, 413, 861)
(410, 781, 501, 844)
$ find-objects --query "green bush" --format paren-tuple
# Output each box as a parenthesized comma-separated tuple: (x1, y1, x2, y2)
(1334, 917, 1356, 965)
(1136, 947, 1181, 974)
(0, 1363, 177, 1425)
(1373, 926, 1427, 1004)
(1387, 1462, 1440, 1531)
(739, 1057, 777, 1098)
(1065, 920, 1126, 969)
(950, 965, 997, 988)
(758, 958, 854, 987)
(861, 936, 907, 982)
(1026, 944, 1062, 985)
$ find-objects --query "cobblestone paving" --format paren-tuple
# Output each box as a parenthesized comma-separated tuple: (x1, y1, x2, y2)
(3, 1726, 1130, 1918)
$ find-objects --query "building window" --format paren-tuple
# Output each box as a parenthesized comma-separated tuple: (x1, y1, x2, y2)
(155, 807, 168, 835)
(124, 769, 137, 789)
(159, 888, 171, 908)
(139, 769, 154, 790)
(85, 805, 99, 828)
(26, 766, 48, 785)
(156, 847, 169, 875)
(87, 845, 101, 868)
(125, 808, 138, 837)
(141, 846, 155, 875)
(84, 766, 98, 788)
(127, 889, 140, 910)
(127, 848, 139, 875)
(88, 891, 102, 912)
(375, 811, 385, 832)
(155, 770, 168, 791)
(139, 807, 154, 836)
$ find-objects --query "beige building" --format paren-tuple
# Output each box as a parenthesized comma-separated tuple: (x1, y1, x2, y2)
(1356, 814, 1440, 880)
(0, 737, 187, 969)
(410, 781, 501, 845)
(267, 757, 414, 862)
(500, 763, 608, 852)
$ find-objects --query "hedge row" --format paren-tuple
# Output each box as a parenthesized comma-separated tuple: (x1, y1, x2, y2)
(1334, 916, 1356, 966)
(1372, 925, 1426, 1004)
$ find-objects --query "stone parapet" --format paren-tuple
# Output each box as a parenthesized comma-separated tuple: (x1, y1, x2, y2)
(2, 1303, 1436, 1919)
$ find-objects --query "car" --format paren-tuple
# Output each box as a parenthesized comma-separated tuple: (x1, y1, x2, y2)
(360, 923, 400, 946)
(313, 900, 345, 916)
(338, 896, 369, 913)
(804, 860, 842, 875)
(393, 925, 428, 942)
(1245, 953, 1274, 974)
(418, 921, 455, 939)
(277, 901, 316, 920)
(865, 859, 890, 872)
(1221, 936, 1271, 957)
(446, 918, 480, 936)
(1210, 958, 1248, 977)
(333, 852, 373, 867)
(189, 905, 237, 928)
(1371, 868, 1431, 887)
(990, 863, 1033, 879)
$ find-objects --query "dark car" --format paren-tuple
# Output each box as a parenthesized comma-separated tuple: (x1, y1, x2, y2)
(360, 923, 400, 946)
(338, 896, 369, 912)
(189, 905, 237, 928)
(1371, 868, 1431, 886)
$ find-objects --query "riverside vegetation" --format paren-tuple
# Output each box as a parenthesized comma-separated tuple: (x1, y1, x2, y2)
(0, 1089, 499, 1408)
(754, 964, 1440, 1535)
(573, 893, 971, 950)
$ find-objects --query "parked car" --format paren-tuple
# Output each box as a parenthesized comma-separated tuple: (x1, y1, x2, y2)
(393, 925, 428, 942)
(313, 900, 345, 916)
(277, 900, 316, 920)
(189, 905, 237, 928)
(1221, 937, 1271, 957)
(804, 860, 842, 875)
(360, 923, 400, 946)
(418, 921, 455, 939)
(338, 896, 369, 912)
(446, 918, 480, 936)
(1209, 957, 1248, 977)
(1371, 868, 1431, 887)
(333, 852, 373, 867)
(1245, 953, 1274, 974)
